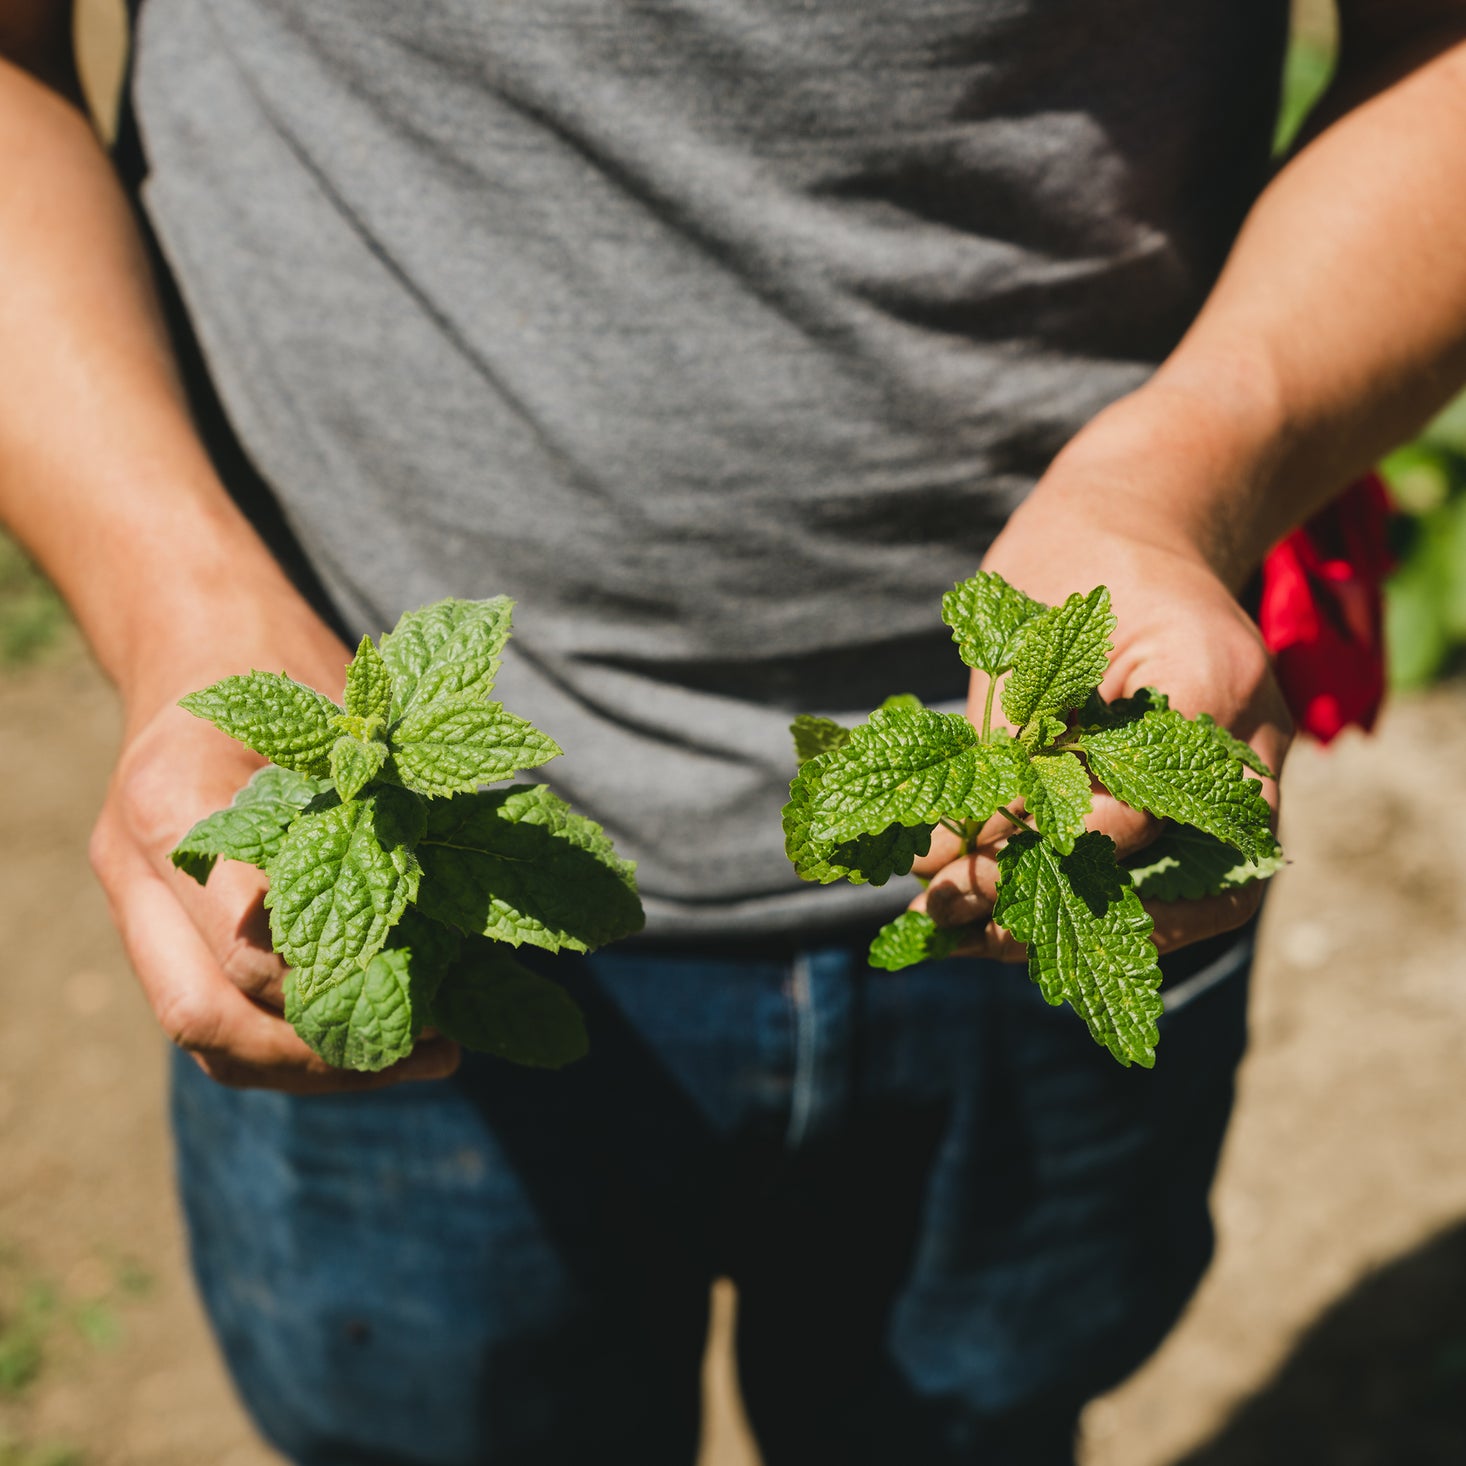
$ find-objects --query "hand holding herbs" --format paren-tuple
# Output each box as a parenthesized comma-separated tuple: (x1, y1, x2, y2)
(783, 572, 1284, 1069)
(168, 598, 644, 1075)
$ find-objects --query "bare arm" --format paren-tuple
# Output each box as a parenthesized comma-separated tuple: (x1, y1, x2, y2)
(0, 4, 457, 1089)
(921, 2, 1466, 948)
(0, 17, 319, 704)
(1023, 0, 1466, 588)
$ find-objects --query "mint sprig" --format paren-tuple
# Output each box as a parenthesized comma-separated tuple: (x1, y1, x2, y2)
(783, 570, 1282, 1069)
(170, 598, 644, 1072)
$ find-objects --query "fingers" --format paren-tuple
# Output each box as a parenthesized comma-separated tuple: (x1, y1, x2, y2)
(169, 857, 287, 1009)
(911, 807, 1022, 878)
(912, 787, 1162, 883)
(1146, 884, 1263, 953)
(909, 845, 1028, 963)
(909, 816, 1264, 969)
(914, 847, 999, 929)
(109, 716, 289, 1007)
(108, 719, 275, 983)
(92, 806, 459, 1095)
(910, 879, 1261, 970)
(910, 820, 965, 879)
(91, 638, 447, 1092)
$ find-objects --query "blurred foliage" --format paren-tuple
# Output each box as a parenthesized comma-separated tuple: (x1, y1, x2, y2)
(0, 1281, 54, 1397)
(1380, 402, 1466, 691)
(0, 1441, 82, 1466)
(0, 1250, 150, 1394)
(0, 537, 67, 669)
(0, 1246, 154, 1466)
(1274, 34, 1336, 153)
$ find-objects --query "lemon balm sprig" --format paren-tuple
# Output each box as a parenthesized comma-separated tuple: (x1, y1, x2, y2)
(783, 572, 1283, 1068)
(171, 598, 644, 1072)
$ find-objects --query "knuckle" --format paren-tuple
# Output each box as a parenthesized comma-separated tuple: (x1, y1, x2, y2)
(87, 814, 119, 885)
(215, 932, 273, 993)
(112, 759, 186, 854)
(154, 988, 223, 1055)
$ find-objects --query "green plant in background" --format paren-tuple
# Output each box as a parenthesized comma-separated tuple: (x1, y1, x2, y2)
(783, 572, 1282, 1070)
(0, 539, 67, 668)
(171, 597, 645, 1072)
(0, 1439, 82, 1466)
(1274, 26, 1336, 153)
(0, 1282, 54, 1397)
(0, 1248, 153, 1466)
(1381, 398, 1466, 690)
(0, 1251, 153, 1399)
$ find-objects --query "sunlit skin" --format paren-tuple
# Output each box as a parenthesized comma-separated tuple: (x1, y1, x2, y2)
(2, 1, 1465, 1088)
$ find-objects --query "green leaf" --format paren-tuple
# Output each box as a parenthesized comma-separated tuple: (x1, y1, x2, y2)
(343, 635, 394, 725)
(179, 671, 341, 775)
(380, 597, 515, 713)
(783, 752, 932, 885)
(809, 706, 1022, 840)
(1078, 707, 1274, 862)
(1020, 751, 1092, 856)
(170, 766, 331, 884)
(283, 910, 464, 1070)
(941, 571, 1048, 675)
(414, 784, 644, 954)
(993, 831, 1161, 1068)
(264, 789, 425, 1003)
(389, 697, 561, 796)
(879, 693, 925, 715)
(330, 734, 387, 802)
(1194, 713, 1274, 779)
(791, 714, 851, 765)
(1385, 547, 1452, 691)
(1125, 825, 1286, 902)
(1002, 586, 1115, 730)
(427, 940, 588, 1068)
(1019, 714, 1068, 753)
(828, 823, 933, 887)
(867, 910, 963, 971)
(1080, 687, 1170, 729)
(284, 948, 417, 1072)
(396, 911, 465, 1016)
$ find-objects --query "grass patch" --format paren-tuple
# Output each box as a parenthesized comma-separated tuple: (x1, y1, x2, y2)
(0, 538, 68, 668)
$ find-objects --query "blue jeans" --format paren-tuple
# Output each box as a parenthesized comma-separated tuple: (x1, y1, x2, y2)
(172, 927, 1252, 1465)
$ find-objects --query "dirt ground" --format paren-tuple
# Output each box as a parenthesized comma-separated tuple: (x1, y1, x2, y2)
(2, 643, 1464, 1466)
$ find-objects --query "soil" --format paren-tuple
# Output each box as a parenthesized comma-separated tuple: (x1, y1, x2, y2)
(2, 645, 1464, 1465)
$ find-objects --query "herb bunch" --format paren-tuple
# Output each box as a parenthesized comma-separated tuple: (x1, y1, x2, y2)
(171, 598, 644, 1072)
(783, 572, 1283, 1068)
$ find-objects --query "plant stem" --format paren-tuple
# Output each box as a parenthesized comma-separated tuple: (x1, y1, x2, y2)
(938, 816, 967, 840)
(997, 805, 1029, 832)
(981, 677, 997, 741)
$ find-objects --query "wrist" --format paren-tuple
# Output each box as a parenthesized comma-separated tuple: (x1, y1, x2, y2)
(91, 490, 348, 724)
(1011, 355, 1292, 592)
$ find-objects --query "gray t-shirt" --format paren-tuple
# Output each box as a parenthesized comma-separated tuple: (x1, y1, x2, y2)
(130, 0, 1286, 939)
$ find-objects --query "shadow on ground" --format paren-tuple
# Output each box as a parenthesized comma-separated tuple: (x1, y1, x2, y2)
(1177, 1217, 1466, 1466)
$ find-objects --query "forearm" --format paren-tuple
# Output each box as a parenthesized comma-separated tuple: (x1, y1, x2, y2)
(0, 54, 326, 711)
(1006, 17, 1466, 591)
